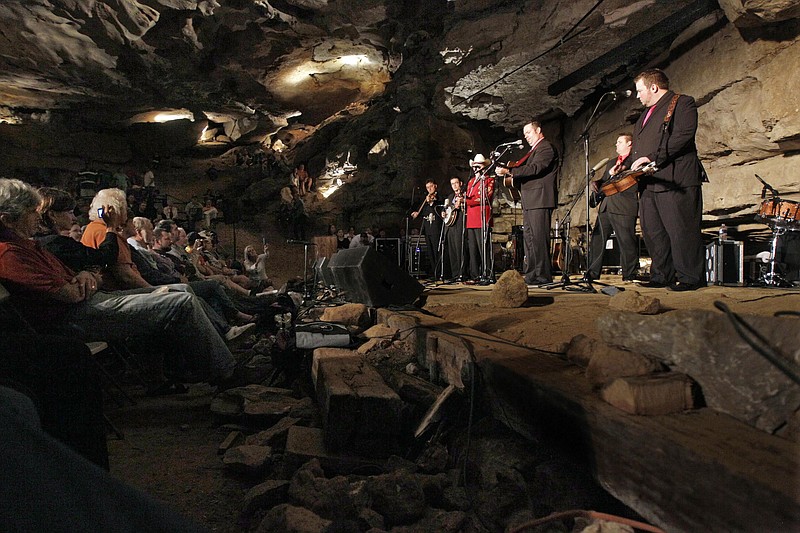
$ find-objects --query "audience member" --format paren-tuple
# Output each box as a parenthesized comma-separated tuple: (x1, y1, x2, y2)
(243, 244, 272, 289)
(81, 188, 149, 290)
(185, 196, 203, 231)
(37, 187, 120, 274)
(202, 200, 218, 230)
(336, 228, 350, 250)
(0, 179, 248, 387)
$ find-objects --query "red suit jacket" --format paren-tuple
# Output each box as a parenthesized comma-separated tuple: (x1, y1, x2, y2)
(465, 173, 494, 229)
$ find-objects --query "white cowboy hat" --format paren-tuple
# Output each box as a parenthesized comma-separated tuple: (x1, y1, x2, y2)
(470, 153, 489, 167)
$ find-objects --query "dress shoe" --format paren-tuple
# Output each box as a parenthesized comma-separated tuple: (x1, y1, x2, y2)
(668, 281, 705, 292)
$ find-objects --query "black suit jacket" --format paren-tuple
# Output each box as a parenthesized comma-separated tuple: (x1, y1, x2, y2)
(511, 139, 559, 209)
(631, 90, 703, 192)
(598, 156, 638, 216)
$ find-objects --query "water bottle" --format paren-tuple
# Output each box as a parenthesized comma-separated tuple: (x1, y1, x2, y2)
(719, 223, 727, 243)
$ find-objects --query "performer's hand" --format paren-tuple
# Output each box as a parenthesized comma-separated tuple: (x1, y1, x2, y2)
(609, 162, 624, 176)
(631, 157, 651, 170)
(411, 211, 419, 219)
(495, 167, 510, 176)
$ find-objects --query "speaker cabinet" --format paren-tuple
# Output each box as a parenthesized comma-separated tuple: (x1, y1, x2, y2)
(328, 246, 423, 307)
(705, 241, 744, 286)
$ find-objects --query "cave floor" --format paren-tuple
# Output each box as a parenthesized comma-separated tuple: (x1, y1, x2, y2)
(105, 277, 800, 531)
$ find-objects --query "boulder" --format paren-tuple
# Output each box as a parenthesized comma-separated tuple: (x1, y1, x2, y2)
(364, 470, 427, 526)
(585, 347, 662, 387)
(245, 417, 301, 447)
(241, 479, 290, 518)
(223, 445, 272, 476)
(490, 270, 529, 308)
(288, 459, 356, 520)
(320, 303, 370, 328)
(256, 503, 331, 533)
(608, 290, 662, 315)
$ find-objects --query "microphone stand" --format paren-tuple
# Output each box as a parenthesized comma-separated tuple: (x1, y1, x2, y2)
(436, 203, 447, 283)
(286, 240, 317, 298)
(561, 93, 619, 292)
(472, 165, 496, 285)
(406, 185, 416, 275)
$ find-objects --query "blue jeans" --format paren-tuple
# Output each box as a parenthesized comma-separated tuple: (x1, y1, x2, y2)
(61, 288, 235, 381)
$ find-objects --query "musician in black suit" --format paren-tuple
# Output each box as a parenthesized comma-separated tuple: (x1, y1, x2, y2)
(631, 69, 705, 291)
(444, 176, 466, 280)
(411, 179, 443, 279)
(587, 133, 639, 281)
(496, 121, 559, 285)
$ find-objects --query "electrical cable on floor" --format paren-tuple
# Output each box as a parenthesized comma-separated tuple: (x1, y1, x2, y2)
(508, 509, 666, 533)
(714, 301, 800, 386)
(451, 0, 607, 109)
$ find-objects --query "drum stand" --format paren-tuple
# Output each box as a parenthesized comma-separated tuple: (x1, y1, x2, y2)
(760, 225, 794, 287)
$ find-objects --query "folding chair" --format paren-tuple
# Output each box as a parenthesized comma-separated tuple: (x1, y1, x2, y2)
(0, 283, 129, 438)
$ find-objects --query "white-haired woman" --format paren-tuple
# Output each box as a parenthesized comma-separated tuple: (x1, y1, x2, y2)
(81, 188, 149, 289)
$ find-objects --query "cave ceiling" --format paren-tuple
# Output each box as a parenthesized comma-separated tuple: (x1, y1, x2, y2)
(0, 0, 797, 137)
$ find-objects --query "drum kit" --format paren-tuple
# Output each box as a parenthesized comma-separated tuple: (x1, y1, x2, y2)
(754, 175, 799, 287)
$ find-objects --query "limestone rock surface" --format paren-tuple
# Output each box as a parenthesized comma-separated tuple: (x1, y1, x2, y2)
(597, 310, 800, 432)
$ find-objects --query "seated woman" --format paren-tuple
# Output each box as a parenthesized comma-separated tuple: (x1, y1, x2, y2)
(36, 187, 120, 273)
(186, 234, 255, 298)
(243, 244, 273, 290)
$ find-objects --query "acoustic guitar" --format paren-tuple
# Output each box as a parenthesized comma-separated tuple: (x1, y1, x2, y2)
(589, 162, 657, 208)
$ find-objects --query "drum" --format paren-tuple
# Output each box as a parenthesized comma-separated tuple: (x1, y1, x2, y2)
(756, 199, 800, 228)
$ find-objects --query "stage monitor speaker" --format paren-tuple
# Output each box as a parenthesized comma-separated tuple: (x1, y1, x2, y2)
(328, 246, 423, 307)
(375, 238, 401, 265)
(314, 256, 336, 288)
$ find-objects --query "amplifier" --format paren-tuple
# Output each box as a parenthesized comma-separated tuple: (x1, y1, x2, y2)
(705, 240, 744, 286)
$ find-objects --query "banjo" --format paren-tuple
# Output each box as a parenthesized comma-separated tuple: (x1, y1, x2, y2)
(442, 194, 463, 226)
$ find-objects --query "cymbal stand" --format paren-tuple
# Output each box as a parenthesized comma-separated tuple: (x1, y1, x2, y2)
(760, 225, 794, 287)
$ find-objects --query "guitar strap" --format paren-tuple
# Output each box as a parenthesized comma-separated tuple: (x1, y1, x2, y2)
(652, 93, 681, 169)
(662, 94, 681, 127)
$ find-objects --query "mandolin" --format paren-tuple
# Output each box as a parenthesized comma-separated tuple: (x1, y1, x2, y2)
(590, 162, 657, 208)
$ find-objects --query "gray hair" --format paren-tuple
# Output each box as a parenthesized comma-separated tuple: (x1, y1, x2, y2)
(0, 178, 41, 222)
(88, 188, 127, 222)
(131, 216, 152, 232)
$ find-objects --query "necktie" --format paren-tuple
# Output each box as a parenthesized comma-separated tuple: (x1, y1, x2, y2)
(642, 105, 656, 126)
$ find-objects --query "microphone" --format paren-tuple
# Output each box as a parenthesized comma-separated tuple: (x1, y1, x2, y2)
(286, 239, 316, 245)
(608, 90, 633, 98)
(499, 140, 525, 147)
(591, 157, 610, 174)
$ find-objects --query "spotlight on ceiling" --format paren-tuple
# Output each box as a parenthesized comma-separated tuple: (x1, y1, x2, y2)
(338, 54, 370, 66)
(153, 110, 194, 123)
